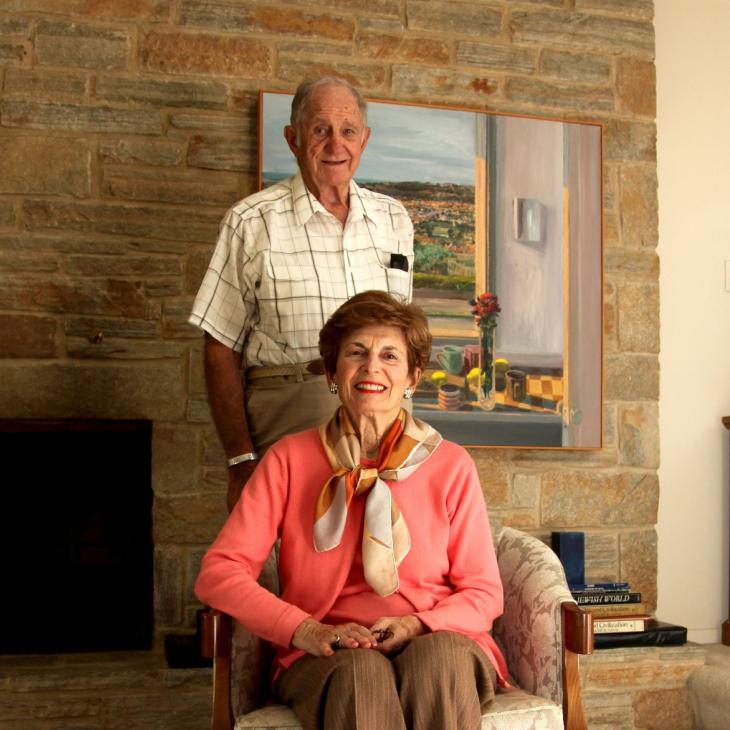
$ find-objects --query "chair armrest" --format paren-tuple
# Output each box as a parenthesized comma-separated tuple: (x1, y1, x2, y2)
(493, 527, 593, 714)
(562, 601, 593, 730)
(198, 548, 281, 728)
(563, 601, 593, 655)
(200, 608, 234, 730)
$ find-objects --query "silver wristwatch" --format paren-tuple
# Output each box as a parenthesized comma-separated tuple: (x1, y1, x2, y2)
(227, 452, 258, 467)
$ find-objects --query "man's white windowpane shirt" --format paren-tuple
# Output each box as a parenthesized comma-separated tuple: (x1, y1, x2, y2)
(189, 172, 414, 366)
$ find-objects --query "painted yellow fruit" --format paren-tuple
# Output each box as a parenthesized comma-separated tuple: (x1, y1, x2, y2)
(431, 370, 448, 386)
(495, 358, 510, 374)
(466, 367, 484, 386)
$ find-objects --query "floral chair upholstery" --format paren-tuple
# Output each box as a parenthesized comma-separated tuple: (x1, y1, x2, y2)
(201, 526, 592, 730)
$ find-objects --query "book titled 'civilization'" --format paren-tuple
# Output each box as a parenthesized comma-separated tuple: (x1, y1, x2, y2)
(593, 615, 652, 634)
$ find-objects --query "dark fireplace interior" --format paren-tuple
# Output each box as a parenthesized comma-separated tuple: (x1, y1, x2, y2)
(0, 419, 153, 654)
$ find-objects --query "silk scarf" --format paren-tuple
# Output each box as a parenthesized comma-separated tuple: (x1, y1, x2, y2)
(314, 406, 443, 596)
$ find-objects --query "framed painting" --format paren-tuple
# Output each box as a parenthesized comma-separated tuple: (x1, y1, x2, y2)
(259, 91, 603, 449)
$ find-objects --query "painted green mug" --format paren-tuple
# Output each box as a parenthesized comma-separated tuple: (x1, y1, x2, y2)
(436, 345, 464, 375)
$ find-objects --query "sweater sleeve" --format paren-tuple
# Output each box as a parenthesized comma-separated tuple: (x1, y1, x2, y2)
(414, 450, 504, 635)
(194, 442, 310, 649)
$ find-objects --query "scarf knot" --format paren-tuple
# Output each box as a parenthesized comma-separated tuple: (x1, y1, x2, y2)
(314, 407, 442, 596)
(355, 467, 379, 494)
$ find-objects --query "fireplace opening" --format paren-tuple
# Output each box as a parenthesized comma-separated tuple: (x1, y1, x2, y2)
(0, 419, 153, 654)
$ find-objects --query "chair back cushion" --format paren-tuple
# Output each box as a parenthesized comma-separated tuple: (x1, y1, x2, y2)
(492, 527, 572, 706)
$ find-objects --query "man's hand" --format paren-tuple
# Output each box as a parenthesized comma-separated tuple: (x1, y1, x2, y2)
(292, 618, 378, 657)
(226, 460, 258, 512)
(370, 615, 425, 654)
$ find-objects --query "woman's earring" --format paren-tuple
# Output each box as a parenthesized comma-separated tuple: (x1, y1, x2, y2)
(328, 382, 338, 395)
(404, 387, 414, 400)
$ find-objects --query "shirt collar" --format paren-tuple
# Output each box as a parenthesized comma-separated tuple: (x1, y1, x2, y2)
(347, 179, 375, 225)
(290, 170, 377, 228)
(290, 171, 320, 227)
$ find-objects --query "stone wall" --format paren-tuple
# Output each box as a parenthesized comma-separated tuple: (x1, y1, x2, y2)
(0, 0, 658, 640)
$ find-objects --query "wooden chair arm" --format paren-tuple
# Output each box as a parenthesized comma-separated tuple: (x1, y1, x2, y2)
(200, 608, 234, 730)
(563, 601, 594, 655)
(561, 602, 593, 730)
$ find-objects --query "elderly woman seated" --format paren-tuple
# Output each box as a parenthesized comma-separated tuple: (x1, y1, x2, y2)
(195, 290, 509, 730)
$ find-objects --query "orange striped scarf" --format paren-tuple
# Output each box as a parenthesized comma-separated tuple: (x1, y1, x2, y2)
(314, 407, 442, 596)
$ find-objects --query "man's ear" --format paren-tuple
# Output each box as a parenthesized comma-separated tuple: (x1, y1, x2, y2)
(360, 126, 371, 153)
(284, 125, 299, 156)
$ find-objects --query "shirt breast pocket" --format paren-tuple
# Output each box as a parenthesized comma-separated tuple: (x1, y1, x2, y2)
(376, 244, 413, 303)
(257, 251, 319, 338)
(264, 250, 317, 299)
(385, 267, 411, 302)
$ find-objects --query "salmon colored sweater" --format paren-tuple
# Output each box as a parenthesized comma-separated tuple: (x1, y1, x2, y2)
(195, 427, 508, 683)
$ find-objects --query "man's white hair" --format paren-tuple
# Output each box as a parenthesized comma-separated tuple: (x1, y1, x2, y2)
(289, 76, 369, 135)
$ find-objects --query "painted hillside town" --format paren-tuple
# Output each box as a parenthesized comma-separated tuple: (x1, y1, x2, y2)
(366, 180, 476, 295)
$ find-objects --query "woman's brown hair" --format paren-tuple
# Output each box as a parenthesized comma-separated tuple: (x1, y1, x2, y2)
(319, 290, 432, 376)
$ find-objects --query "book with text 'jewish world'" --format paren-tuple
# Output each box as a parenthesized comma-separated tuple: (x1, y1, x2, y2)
(594, 620, 687, 649)
(573, 591, 642, 605)
(593, 615, 652, 634)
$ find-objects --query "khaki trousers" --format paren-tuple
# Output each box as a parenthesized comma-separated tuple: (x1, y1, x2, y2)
(245, 373, 413, 456)
(245, 373, 335, 455)
(275, 631, 496, 730)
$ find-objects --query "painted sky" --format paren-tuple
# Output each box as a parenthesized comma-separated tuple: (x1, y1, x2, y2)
(261, 92, 477, 185)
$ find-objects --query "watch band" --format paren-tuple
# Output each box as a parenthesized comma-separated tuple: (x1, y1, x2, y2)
(227, 452, 258, 467)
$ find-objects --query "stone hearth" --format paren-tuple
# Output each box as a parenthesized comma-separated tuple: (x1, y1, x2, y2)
(0, 650, 211, 730)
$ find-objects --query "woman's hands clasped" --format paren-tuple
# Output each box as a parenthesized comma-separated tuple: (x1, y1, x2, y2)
(292, 615, 425, 658)
(369, 615, 425, 654)
(292, 618, 377, 657)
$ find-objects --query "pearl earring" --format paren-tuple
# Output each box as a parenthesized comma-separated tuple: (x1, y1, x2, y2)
(404, 387, 414, 400)
(328, 382, 338, 395)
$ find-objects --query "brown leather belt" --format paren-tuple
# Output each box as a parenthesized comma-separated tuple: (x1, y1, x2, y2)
(245, 358, 326, 381)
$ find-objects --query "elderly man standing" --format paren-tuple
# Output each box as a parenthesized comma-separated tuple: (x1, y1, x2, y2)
(190, 77, 414, 510)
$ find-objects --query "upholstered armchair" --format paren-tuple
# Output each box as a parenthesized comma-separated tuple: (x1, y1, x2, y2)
(200, 526, 593, 730)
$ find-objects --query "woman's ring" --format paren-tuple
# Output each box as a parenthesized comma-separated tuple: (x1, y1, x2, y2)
(331, 634, 341, 649)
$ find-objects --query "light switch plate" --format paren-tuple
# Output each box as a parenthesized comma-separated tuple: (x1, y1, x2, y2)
(726, 260, 730, 292)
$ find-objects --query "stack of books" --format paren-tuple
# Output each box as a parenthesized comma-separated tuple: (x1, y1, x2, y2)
(569, 582, 687, 649)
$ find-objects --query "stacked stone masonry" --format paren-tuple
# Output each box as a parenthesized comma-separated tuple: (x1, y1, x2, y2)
(581, 644, 706, 730)
(0, 0, 658, 644)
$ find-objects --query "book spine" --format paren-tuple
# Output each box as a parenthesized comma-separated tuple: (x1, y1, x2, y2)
(574, 592, 642, 605)
(588, 603, 649, 617)
(594, 618, 647, 634)
(551, 532, 585, 586)
(593, 623, 687, 649)
(569, 582, 630, 591)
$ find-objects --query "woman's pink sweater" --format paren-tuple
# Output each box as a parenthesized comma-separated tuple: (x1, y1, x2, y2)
(195, 427, 508, 683)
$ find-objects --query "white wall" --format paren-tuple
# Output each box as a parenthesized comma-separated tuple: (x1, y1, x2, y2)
(656, 0, 730, 643)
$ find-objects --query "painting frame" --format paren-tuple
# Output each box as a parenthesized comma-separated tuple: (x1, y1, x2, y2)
(258, 90, 603, 450)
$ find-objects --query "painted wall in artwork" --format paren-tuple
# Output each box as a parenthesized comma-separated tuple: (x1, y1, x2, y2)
(494, 116, 564, 366)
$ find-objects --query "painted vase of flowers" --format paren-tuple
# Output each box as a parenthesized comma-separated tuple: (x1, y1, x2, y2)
(469, 292, 500, 411)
